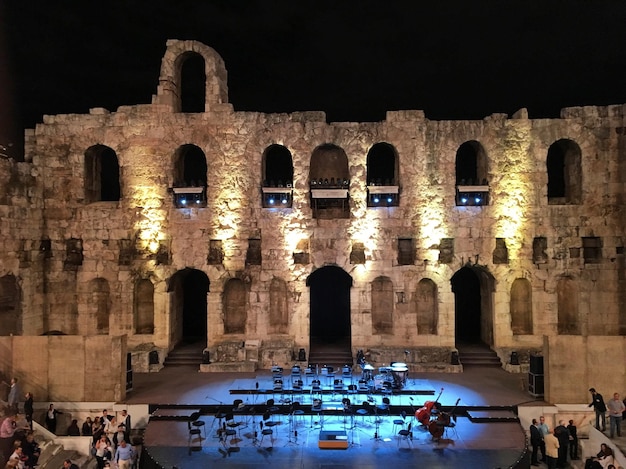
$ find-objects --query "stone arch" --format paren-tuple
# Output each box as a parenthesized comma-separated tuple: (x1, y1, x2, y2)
(309, 143, 350, 184)
(547, 138, 582, 204)
(455, 140, 489, 185)
(84, 144, 121, 203)
(134, 279, 155, 334)
(262, 144, 293, 187)
(371, 276, 393, 334)
(223, 278, 247, 334)
(167, 268, 209, 344)
(366, 142, 399, 185)
(451, 265, 496, 345)
(306, 265, 352, 355)
(557, 276, 580, 334)
(416, 278, 438, 335)
(269, 277, 289, 334)
(154, 40, 228, 113)
(179, 52, 206, 112)
(90, 278, 110, 335)
(173, 144, 207, 187)
(0, 274, 21, 335)
(510, 278, 532, 335)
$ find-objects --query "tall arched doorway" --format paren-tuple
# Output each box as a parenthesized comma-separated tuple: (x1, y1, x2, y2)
(168, 268, 209, 346)
(306, 266, 353, 364)
(451, 265, 495, 346)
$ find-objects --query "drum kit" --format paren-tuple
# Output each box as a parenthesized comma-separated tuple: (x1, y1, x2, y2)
(360, 359, 410, 391)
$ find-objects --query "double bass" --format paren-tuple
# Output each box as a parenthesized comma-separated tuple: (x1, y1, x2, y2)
(415, 387, 443, 426)
(428, 398, 461, 440)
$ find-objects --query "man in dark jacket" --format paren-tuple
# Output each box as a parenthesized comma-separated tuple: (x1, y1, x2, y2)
(589, 388, 607, 431)
(554, 420, 569, 467)
(530, 418, 543, 466)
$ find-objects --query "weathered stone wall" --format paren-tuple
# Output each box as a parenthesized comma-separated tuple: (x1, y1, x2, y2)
(0, 335, 127, 402)
(0, 40, 624, 401)
(545, 335, 626, 403)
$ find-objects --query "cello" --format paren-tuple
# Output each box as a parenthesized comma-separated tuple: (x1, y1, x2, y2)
(415, 387, 443, 426)
(428, 398, 461, 441)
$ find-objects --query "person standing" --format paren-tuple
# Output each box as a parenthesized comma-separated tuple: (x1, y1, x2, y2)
(544, 428, 560, 469)
(114, 440, 135, 469)
(567, 418, 583, 460)
(44, 403, 62, 434)
(23, 393, 33, 430)
(529, 418, 543, 466)
(7, 378, 21, 415)
(607, 392, 625, 438)
(554, 419, 569, 468)
(589, 388, 607, 432)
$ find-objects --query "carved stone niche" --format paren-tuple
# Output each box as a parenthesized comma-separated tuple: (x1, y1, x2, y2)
(438, 238, 454, 264)
(208, 239, 224, 265)
(493, 238, 509, 264)
(350, 242, 366, 264)
(118, 239, 135, 266)
(63, 238, 83, 271)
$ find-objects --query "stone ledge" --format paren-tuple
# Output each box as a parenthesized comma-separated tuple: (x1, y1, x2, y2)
(200, 362, 257, 373)
(409, 363, 463, 373)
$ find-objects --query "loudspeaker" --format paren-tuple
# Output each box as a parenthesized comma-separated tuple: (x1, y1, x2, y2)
(298, 348, 306, 361)
(529, 355, 544, 375)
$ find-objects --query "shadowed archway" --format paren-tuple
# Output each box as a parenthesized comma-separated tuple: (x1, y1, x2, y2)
(306, 265, 353, 365)
(168, 268, 210, 346)
(451, 265, 495, 346)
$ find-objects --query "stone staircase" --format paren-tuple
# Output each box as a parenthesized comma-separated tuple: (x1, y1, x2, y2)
(164, 340, 205, 367)
(36, 440, 97, 469)
(457, 343, 502, 367)
(308, 342, 353, 368)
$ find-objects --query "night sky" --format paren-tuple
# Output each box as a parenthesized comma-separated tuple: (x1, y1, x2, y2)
(3, 1, 626, 139)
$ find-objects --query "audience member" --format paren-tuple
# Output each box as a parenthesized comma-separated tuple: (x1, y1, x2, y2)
(589, 388, 607, 432)
(554, 419, 569, 467)
(112, 424, 130, 449)
(544, 428, 560, 469)
(62, 459, 79, 469)
(82, 416, 93, 437)
(8, 442, 25, 469)
(94, 434, 112, 469)
(21, 432, 39, 469)
(22, 394, 33, 431)
(114, 440, 135, 469)
(66, 419, 80, 436)
(607, 392, 625, 438)
(0, 414, 18, 464)
(44, 404, 62, 434)
(567, 417, 583, 460)
(118, 409, 131, 432)
(529, 418, 543, 466)
(7, 380, 21, 415)
(584, 443, 614, 469)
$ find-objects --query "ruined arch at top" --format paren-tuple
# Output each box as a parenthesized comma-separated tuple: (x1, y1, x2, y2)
(84, 144, 121, 203)
(455, 140, 489, 186)
(153, 40, 229, 113)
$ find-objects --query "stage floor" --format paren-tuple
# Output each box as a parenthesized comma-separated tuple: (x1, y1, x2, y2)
(129, 366, 536, 469)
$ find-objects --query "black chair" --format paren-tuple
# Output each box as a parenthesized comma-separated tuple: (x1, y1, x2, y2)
(311, 398, 323, 428)
(377, 396, 391, 417)
(187, 420, 202, 448)
(393, 410, 406, 436)
(189, 411, 206, 438)
(356, 401, 372, 424)
(397, 422, 412, 447)
(260, 412, 274, 447)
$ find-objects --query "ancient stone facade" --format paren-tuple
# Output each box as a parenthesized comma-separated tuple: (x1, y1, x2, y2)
(1, 40, 625, 382)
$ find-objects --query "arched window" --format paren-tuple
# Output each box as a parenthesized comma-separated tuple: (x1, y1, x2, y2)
(179, 52, 206, 113)
(262, 144, 293, 208)
(269, 277, 289, 334)
(510, 278, 532, 335)
(557, 277, 580, 334)
(455, 141, 489, 206)
(223, 278, 247, 334)
(416, 278, 438, 335)
(366, 142, 399, 207)
(371, 277, 393, 334)
(547, 139, 582, 204)
(309, 144, 350, 218)
(85, 145, 121, 203)
(172, 144, 207, 207)
(135, 279, 155, 334)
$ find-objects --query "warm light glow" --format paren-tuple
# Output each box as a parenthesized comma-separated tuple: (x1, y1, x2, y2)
(419, 191, 449, 263)
(348, 178, 380, 264)
(492, 123, 533, 261)
(132, 184, 166, 254)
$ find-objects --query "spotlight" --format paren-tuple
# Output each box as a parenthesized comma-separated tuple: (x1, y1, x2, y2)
(386, 196, 393, 204)
(373, 196, 380, 204)
(268, 197, 275, 204)
(474, 196, 481, 204)
(281, 197, 288, 204)
(460, 196, 468, 204)
(180, 197, 187, 205)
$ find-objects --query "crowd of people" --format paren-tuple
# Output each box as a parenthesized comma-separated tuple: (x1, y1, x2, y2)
(1, 377, 136, 469)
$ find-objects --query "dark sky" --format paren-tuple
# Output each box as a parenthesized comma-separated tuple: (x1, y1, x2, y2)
(4, 0, 626, 135)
